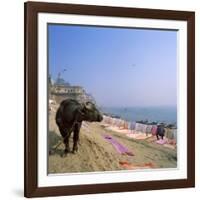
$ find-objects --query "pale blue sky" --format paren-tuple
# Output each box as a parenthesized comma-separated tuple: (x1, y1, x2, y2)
(48, 24, 177, 107)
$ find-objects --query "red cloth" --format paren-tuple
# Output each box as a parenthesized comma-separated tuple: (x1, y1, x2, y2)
(151, 125, 157, 135)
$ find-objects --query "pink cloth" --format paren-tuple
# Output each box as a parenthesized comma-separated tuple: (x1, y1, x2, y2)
(156, 139, 167, 145)
(103, 135, 134, 156)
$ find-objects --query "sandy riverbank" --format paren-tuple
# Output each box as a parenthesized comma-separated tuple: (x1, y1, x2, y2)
(48, 106, 177, 174)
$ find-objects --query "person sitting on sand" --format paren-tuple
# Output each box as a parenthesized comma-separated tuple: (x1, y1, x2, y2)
(156, 124, 165, 140)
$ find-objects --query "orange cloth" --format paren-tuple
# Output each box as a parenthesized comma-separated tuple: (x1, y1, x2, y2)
(119, 161, 155, 170)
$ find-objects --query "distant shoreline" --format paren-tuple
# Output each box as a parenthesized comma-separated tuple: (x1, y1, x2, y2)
(100, 106, 177, 125)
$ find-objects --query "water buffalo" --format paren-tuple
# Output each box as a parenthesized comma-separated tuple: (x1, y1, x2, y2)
(156, 124, 165, 140)
(55, 99, 103, 156)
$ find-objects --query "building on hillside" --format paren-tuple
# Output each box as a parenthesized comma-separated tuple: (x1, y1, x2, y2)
(49, 75, 96, 104)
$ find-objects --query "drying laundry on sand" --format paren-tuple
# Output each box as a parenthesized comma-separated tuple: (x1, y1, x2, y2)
(103, 135, 134, 156)
(151, 125, 158, 136)
(156, 138, 168, 145)
(102, 115, 177, 140)
(119, 161, 155, 170)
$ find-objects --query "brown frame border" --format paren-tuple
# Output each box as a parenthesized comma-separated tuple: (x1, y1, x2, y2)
(24, 1, 195, 198)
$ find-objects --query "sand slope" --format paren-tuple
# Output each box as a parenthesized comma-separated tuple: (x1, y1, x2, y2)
(48, 110, 177, 174)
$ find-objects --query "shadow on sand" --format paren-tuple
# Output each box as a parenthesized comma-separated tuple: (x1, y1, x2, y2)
(48, 131, 64, 156)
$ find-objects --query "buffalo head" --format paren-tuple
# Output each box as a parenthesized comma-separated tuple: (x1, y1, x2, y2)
(81, 101, 103, 122)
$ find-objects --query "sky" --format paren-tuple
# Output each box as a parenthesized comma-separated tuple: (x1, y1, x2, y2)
(48, 24, 177, 107)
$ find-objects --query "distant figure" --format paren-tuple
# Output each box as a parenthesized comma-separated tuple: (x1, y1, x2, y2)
(156, 124, 165, 140)
(55, 99, 103, 156)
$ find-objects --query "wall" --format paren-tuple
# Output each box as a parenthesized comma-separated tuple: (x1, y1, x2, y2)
(0, 0, 199, 199)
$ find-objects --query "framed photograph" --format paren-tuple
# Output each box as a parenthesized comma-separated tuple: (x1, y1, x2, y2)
(24, 1, 195, 197)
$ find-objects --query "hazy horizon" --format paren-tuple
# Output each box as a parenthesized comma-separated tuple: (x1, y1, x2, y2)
(48, 24, 177, 107)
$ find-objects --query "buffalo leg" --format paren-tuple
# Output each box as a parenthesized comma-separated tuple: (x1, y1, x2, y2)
(72, 123, 81, 153)
(59, 127, 71, 155)
(63, 134, 71, 154)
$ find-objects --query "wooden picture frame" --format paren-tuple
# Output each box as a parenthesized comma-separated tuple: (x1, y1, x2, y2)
(24, 1, 195, 197)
